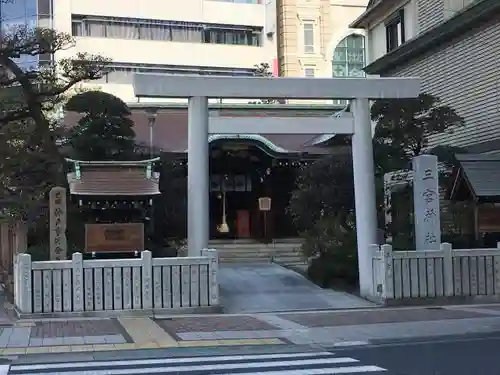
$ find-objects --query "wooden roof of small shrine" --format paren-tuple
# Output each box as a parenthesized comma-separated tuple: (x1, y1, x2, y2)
(66, 158, 160, 196)
(450, 154, 500, 202)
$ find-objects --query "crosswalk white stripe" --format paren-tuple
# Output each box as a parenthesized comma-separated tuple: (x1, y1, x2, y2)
(17, 357, 361, 375)
(11, 352, 335, 372)
(214, 366, 387, 374)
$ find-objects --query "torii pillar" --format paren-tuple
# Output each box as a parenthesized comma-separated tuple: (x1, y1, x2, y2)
(132, 74, 421, 297)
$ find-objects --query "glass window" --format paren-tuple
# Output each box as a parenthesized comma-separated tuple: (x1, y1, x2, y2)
(107, 22, 139, 39)
(141, 24, 171, 41)
(37, 14, 52, 28)
(72, 21, 83, 36)
(206, 0, 261, 3)
(85, 21, 106, 37)
(303, 22, 314, 53)
(332, 34, 365, 105)
(386, 9, 405, 52)
(97, 63, 257, 84)
(304, 67, 315, 77)
(37, 0, 52, 16)
(1, 0, 41, 72)
(70, 15, 261, 46)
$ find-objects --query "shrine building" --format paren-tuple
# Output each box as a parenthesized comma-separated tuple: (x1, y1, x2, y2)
(63, 103, 345, 241)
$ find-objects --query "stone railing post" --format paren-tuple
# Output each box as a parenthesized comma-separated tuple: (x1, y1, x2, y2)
(202, 248, 219, 306)
(368, 244, 381, 297)
(72, 252, 84, 312)
(441, 242, 454, 296)
(141, 250, 153, 309)
(495, 243, 500, 294)
(16, 253, 32, 314)
(381, 244, 394, 299)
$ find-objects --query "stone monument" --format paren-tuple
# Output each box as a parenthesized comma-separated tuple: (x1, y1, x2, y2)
(412, 155, 441, 250)
(49, 186, 68, 260)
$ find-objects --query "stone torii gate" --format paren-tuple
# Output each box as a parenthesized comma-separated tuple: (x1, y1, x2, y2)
(133, 74, 420, 297)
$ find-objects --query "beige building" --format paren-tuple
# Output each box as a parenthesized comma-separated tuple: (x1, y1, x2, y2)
(277, 0, 368, 82)
(52, 0, 278, 104)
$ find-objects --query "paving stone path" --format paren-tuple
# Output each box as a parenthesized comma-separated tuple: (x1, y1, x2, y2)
(0, 304, 498, 356)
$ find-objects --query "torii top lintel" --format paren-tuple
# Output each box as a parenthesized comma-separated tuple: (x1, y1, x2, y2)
(133, 74, 421, 100)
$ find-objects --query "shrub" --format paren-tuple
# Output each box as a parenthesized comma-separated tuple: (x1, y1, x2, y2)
(301, 216, 358, 287)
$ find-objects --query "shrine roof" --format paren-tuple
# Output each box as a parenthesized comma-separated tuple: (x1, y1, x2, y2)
(66, 159, 160, 196)
(62, 106, 338, 155)
(65, 158, 160, 166)
(451, 154, 500, 200)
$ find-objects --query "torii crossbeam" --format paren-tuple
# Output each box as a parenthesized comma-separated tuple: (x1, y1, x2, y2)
(133, 74, 421, 297)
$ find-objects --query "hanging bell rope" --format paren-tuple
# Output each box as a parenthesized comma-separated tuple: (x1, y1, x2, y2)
(217, 182, 230, 234)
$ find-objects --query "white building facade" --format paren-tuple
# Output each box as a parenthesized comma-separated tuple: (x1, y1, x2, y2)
(351, 0, 500, 152)
(53, 0, 278, 103)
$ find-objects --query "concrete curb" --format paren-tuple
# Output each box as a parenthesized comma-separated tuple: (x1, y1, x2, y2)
(330, 341, 370, 347)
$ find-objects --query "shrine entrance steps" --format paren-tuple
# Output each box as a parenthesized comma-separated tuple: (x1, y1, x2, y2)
(208, 239, 307, 267)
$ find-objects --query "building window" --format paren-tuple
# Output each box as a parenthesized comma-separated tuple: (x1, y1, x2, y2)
(72, 20, 83, 36)
(92, 62, 257, 84)
(206, 0, 261, 3)
(385, 9, 405, 52)
(304, 66, 315, 77)
(303, 22, 314, 53)
(71, 15, 263, 47)
(332, 34, 365, 105)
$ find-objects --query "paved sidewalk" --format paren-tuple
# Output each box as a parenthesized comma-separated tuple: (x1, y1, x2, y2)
(0, 304, 499, 356)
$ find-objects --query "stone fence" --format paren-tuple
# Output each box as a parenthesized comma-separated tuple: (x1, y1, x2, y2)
(13, 249, 219, 317)
(371, 243, 500, 304)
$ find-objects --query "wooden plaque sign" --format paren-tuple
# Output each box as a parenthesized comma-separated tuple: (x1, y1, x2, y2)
(85, 223, 144, 253)
(258, 197, 272, 211)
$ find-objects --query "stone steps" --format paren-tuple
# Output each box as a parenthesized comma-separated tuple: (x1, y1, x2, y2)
(214, 240, 307, 266)
(210, 243, 301, 250)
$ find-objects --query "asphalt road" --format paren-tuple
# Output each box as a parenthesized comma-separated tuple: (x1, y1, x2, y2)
(6, 333, 500, 374)
(332, 332, 500, 375)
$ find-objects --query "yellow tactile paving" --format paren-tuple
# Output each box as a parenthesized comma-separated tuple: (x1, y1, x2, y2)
(69, 345, 95, 352)
(2, 348, 27, 355)
(177, 338, 284, 347)
(0, 337, 284, 356)
(117, 317, 177, 345)
(91, 344, 119, 351)
(15, 320, 36, 328)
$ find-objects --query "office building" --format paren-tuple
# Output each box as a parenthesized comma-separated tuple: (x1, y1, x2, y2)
(352, 0, 500, 240)
(352, 0, 499, 152)
(1, 0, 53, 69)
(53, 0, 278, 103)
(277, 0, 368, 80)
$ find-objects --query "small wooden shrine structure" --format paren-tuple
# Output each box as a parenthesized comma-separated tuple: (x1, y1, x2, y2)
(65, 158, 161, 256)
(449, 154, 500, 246)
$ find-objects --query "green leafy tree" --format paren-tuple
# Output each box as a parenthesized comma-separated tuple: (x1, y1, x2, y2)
(288, 93, 465, 285)
(249, 62, 280, 105)
(153, 158, 187, 249)
(372, 93, 464, 176)
(303, 216, 358, 287)
(287, 154, 354, 232)
(372, 94, 465, 245)
(290, 93, 465, 230)
(65, 91, 136, 161)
